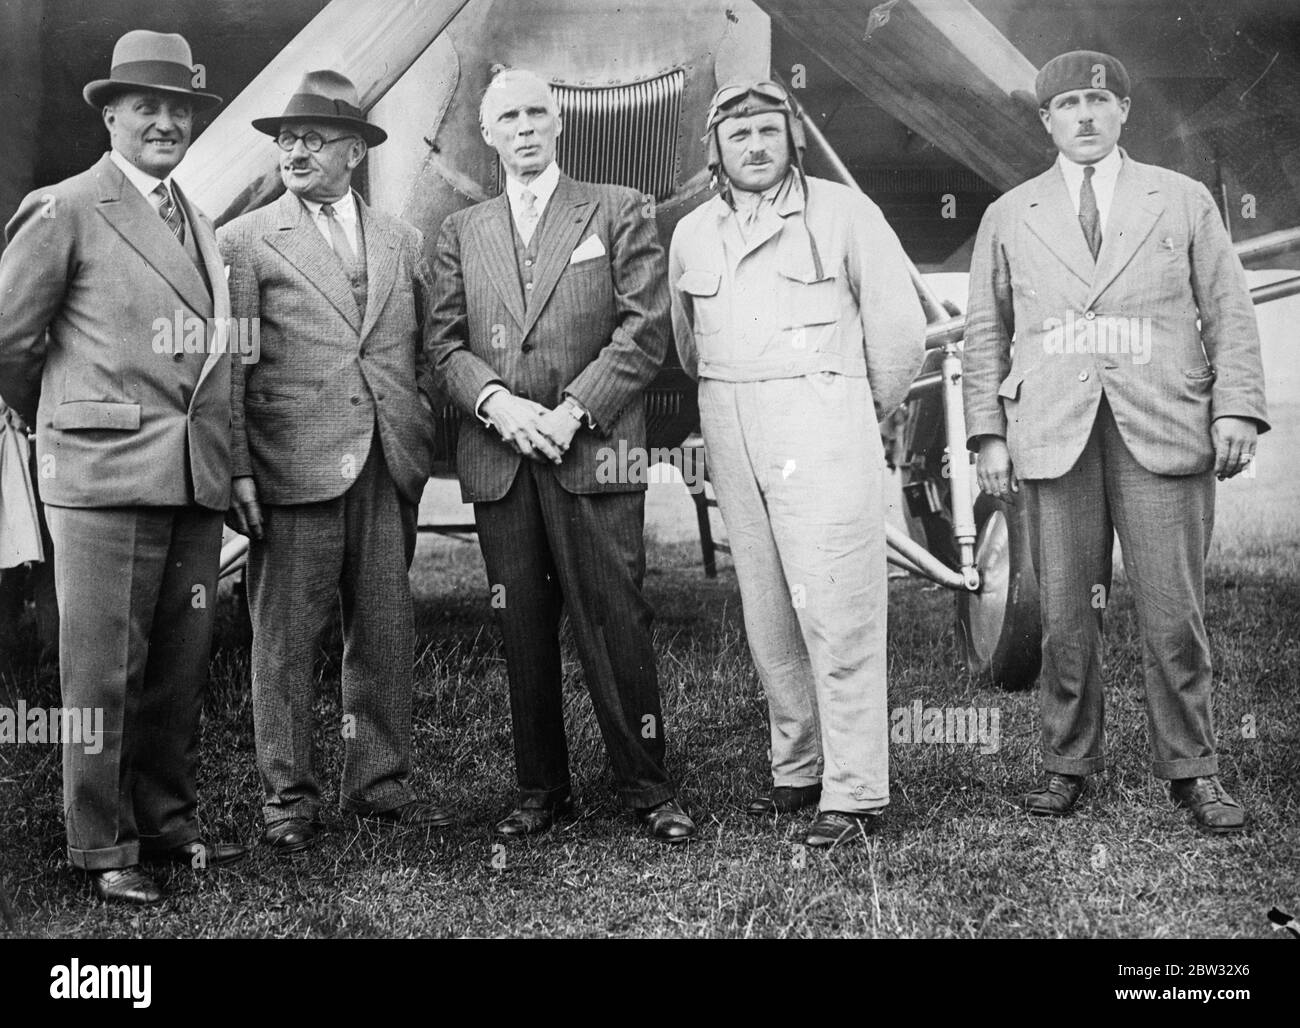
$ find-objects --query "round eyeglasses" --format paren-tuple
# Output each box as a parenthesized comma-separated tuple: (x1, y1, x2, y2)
(275, 130, 358, 153)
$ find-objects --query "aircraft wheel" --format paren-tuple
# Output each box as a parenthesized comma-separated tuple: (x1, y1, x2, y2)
(955, 493, 1042, 691)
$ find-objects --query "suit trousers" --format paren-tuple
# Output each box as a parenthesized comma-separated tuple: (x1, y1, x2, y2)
(473, 460, 674, 809)
(1023, 395, 1217, 779)
(698, 374, 889, 813)
(44, 503, 222, 870)
(248, 438, 418, 824)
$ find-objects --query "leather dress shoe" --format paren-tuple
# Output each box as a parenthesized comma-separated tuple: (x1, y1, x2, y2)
(495, 797, 573, 838)
(638, 798, 697, 844)
(1170, 776, 1246, 835)
(1018, 773, 1085, 816)
(746, 783, 822, 817)
(144, 839, 248, 868)
(362, 799, 455, 828)
(261, 817, 318, 855)
(90, 866, 163, 906)
(804, 810, 880, 848)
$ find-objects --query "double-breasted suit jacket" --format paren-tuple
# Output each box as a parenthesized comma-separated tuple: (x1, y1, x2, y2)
(0, 152, 231, 508)
(0, 151, 232, 869)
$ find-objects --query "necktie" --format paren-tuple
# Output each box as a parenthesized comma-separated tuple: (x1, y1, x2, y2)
(1079, 164, 1101, 261)
(518, 189, 539, 246)
(153, 183, 185, 245)
(320, 203, 356, 266)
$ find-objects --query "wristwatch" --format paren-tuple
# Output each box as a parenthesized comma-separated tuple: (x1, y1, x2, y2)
(564, 397, 588, 423)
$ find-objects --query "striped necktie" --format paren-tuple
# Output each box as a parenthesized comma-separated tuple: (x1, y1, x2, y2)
(320, 203, 357, 266)
(1079, 165, 1101, 261)
(153, 183, 185, 244)
(517, 189, 539, 246)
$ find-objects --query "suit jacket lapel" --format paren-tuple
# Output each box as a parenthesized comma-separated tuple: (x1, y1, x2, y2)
(356, 192, 399, 342)
(264, 191, 362, 332)
(478, 193, 525, 329)
(1023, 165, 1097, 288)
(173, 182, 229, 395)
(93, 154, 213, 318)
(1085, 155, 1163, 308)
(521, 175, 596, 343)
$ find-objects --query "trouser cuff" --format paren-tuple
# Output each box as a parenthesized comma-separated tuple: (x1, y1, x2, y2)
(1152, 756, 1218, 780)
(69, 842, 140, 871)
(1043, 754, 1105, 776)
(625, 783, 676, 811)
(138, 824, 201, 854)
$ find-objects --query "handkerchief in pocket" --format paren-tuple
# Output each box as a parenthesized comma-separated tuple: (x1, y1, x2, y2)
(569, 234, 607, 264)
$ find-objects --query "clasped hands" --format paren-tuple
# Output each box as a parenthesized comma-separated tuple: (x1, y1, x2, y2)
(482, 392, 579, 465)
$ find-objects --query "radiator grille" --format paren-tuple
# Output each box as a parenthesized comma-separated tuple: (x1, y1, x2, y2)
(496, 70, 684, 201)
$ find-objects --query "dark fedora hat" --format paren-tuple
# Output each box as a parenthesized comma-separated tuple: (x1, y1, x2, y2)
(251, 70, 387, 147)
(83, 30, 222, 110)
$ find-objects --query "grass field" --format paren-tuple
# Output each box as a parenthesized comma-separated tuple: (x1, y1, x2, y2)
(0, 443, 1296, 938)
(2, 283, 1297, 938)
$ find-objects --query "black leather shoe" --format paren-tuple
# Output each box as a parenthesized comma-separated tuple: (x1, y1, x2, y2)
(495, 797, 574, 838)
(90, 866, 163, 906)
(804, 810, 880, 848)
(1019, 773, 1085, 816)
(1170, 776, 1246, 835)
(144, 839, 248, 868)
(746, 783, 822, 817)
(637, 799, 697, 844)
(261, 817, 318, 855)
(362, 800, 455, 828)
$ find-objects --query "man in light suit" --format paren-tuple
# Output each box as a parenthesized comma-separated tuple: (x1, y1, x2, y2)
(0, 30, 246, 905)
(428, 68, 696, 843)
(964, 51, 1269, 834)
(220, 71, 446, 855)
(669, 83, 925, 847)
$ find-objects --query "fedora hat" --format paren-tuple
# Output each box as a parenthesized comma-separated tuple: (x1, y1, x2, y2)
(251, 70, 387, 147)
(83, 30, 222, 110)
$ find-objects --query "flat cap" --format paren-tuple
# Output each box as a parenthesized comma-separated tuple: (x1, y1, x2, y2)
(1035, 50, 1131, 106)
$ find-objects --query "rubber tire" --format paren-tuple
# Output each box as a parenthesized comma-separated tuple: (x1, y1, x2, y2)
(955, 493, 1042, 691)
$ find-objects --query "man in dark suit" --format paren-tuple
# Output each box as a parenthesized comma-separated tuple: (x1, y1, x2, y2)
(0, 30, 246, 905)
(428, 68, 695, 843)
(220, 71, 447, 855)
(964, 51, 1269, 833)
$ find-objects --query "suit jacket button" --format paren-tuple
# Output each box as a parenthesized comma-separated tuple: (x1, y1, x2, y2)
(1084, 310, 1096, 321)
(350, 394, 361, 405)
(521, 343, 534, 354)
(1078, 370, 1089, 382)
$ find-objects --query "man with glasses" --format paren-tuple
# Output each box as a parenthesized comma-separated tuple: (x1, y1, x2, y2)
(219, 70, 445, 855)
(669, 81, 925, 846)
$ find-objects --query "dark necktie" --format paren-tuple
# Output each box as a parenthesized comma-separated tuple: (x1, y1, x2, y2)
(1079, 164, 1101, 261)
(320, 203, 357, 266)
(153, 183, 185, 245)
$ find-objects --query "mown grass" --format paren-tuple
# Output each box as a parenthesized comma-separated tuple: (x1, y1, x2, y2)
(0, 507, 1296, 937)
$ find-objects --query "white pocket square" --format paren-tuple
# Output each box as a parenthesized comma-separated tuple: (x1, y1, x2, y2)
(569, 235, 606, 264)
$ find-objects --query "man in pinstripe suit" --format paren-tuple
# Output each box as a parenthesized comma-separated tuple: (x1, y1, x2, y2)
(221, 71, 447, 854)
(428, 68, 696, 843)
